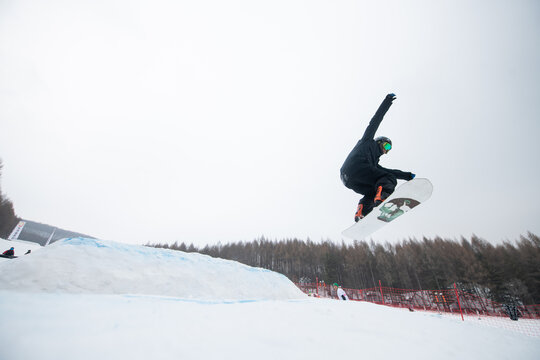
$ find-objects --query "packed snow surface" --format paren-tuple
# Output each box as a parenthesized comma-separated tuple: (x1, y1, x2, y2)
(0, 238, 40, 259)
(0, 237, 539, 360)
(0, 237, 304, 300)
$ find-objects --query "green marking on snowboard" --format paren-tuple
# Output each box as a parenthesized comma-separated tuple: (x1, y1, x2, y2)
(342, 178, 433, 241)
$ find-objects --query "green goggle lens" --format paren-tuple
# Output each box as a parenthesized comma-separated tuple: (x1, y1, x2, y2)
(383, 142, 392, 151)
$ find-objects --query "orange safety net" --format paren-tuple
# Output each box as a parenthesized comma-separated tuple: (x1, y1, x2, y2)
(295, 282, 540, 338)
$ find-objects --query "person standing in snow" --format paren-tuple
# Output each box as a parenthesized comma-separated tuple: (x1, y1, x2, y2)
(333, 283, 349, 300)
(340, 93, 415, 222)
(2, 247, 15, 257)
(504, 303, 521, 321)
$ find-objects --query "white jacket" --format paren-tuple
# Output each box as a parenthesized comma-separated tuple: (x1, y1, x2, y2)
(337, 287, 349, 300)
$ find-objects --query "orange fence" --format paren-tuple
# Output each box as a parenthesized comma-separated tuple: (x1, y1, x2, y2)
(295, 281, 540, 338)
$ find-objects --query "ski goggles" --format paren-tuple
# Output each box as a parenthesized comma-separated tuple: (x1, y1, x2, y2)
(383, 142, 392, 151)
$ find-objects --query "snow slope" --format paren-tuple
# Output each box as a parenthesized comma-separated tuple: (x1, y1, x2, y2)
(0, 238, 41, 261)
(0, 237, 304, 300)
(0, 237, 539, 360)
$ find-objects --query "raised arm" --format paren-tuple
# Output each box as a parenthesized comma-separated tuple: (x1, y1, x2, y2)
(360, 93, 396, 142)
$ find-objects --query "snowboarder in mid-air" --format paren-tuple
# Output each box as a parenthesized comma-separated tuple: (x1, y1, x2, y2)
(340, 93, 415, 222)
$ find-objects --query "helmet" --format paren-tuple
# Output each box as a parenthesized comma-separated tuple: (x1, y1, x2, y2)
(10, 247, 14, 250)
(375, 136, 392, 151)
(375, 136, 392, 146)
(333, 283, 339, 287)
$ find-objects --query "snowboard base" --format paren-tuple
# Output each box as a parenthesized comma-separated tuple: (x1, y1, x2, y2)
(342, 178, 433, 241)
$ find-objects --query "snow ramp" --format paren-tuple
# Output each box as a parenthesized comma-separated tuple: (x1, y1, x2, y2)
(0, 238, 305, 300)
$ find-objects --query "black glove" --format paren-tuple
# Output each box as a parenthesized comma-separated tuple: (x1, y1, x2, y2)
(408, 173, 416, 180)
(386, 93, 397, 101)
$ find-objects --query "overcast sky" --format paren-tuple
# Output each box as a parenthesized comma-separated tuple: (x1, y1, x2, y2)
(1, 0, 539, 247)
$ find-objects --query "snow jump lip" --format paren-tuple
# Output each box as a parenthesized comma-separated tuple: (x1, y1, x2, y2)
(0, 237, 306, 301)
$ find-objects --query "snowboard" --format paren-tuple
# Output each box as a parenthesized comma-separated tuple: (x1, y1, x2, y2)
(342, 178, 433, 241)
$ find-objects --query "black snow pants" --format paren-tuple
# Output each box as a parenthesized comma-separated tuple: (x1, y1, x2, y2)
(340, 164, 398, 215)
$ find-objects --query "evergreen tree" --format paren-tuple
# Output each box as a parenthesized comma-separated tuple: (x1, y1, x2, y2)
(0, 159, 19, 238)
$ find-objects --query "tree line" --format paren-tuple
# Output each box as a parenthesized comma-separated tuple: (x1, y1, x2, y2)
(0, 159, 19, 238)
(149, 233, 540, 305)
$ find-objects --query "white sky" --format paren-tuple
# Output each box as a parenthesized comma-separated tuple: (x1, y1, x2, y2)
(1, 0, 539, 246)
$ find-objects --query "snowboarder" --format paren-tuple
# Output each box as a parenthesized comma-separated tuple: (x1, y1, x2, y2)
(340, 93, 415, 222)
(2, 247, 15, 256)
(333, 283, 349, 300)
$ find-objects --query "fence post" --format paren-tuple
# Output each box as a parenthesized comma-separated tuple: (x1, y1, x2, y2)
(316, 277, 319, 297)
(454, 283, 464, 322)
(379, 280, 385, 305)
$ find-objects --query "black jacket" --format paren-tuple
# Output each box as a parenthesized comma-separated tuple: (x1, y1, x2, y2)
(340, 95, 413, 181)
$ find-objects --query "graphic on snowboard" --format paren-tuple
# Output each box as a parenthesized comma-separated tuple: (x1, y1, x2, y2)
(377, 198, 420, 222)
(342, 178, 433, 241)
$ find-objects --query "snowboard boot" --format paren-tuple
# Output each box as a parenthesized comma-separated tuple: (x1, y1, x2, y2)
(354, 203, 364, 222)
(354, 202, 373, 222)
(373, 186, 390, 206)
